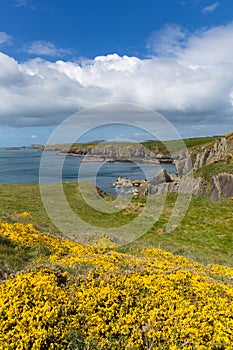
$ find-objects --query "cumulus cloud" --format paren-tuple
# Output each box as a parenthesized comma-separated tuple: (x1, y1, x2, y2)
(1, 22, 233, 133)
(0, 32, 12, 45)
(178, 23, 233, 65)
(202, 2, 219, 14)
(25, 40, 70, 57)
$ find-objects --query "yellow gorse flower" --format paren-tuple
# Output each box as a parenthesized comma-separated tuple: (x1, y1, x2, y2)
(0, 221, 233, 349)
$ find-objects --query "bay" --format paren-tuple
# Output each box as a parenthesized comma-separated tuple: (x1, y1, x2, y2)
(0, 149, 175, 195)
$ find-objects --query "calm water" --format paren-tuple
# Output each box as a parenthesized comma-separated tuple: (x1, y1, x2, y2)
(0, 149, 175, 195)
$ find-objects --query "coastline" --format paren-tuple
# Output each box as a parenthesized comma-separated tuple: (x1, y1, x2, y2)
(57, 152, 174, 164)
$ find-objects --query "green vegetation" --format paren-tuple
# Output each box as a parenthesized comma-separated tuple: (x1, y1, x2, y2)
(1, 134, 233, 349)
(142, 135, 220, 154)
(195, 158, 233, 180)
(0, 235, 32, 277)
(0, 181, 233, 276)
(40, 135, 221, 156)
(136, 194, 233, 266)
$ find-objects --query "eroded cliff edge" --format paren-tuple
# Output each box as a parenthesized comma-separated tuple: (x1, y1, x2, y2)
(145, 133, 233, 201)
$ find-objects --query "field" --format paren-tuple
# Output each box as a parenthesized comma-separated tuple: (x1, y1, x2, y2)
(142, 136, 220, 154)
(1, 136, 233, 349)
(1, 189, 233, 348)
(1, 182, 233, 273)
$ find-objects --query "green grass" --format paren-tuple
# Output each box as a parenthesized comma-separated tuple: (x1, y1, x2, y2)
(141, 136, 220, 154)
(194, 159, 233, 180)
(133, 194, 233, 266)
(42, 136, 221, 156)
(0, 182, 233, 270)
(0, 234, 43, 279)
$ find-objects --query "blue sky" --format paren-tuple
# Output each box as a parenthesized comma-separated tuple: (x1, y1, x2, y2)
(0, 0, 233, 146)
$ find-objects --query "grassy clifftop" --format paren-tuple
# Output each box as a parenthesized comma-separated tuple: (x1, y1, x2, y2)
(1, 182, 233, 271)
(33, 135, 220, 157)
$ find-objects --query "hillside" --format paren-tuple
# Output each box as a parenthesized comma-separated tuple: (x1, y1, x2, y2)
(1, 133, 233, 349)
(31, 135, 220, 163)
(1, 219, 233, 349)
(1, 182, 233, 270)
(141, 132, 233, 200)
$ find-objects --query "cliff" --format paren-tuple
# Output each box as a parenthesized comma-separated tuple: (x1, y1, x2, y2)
(144, 132, 233, 201)
(43, 142, 174, 163)
(192, 133, 233, 170)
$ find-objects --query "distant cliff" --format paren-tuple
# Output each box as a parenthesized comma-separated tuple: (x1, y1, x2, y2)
(31, 134, 233, 166)
(38, 142, 174, 164)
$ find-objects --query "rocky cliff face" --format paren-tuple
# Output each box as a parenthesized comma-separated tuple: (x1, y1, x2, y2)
(209, 173, 233, 201)
(46, 142, 173, 163)
(193, 134, 233, 170)
(89, 143, 155, 160)
(144, 170, 233, 202)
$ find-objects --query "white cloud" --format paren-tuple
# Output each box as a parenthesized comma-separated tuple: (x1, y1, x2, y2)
(1, 22, 233, 134)
(25, 40, 70, 57)
(147, 24, 189, 57)
(178, 23, 233, 65)
(0, 32, 12, 45)
(202, 2, 219, 14)
(30, 134, 38, 139)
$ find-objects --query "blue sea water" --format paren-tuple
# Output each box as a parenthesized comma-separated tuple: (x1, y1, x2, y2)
(0, 149, 175, 195)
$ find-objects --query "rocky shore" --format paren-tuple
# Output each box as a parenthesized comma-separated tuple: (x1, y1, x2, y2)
(32, 133, 233, 202)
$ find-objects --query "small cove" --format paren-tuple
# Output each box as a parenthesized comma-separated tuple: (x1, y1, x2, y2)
(0, 149, 176, 195)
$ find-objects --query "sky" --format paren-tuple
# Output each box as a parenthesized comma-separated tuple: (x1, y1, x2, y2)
(0, 0, 233, 146)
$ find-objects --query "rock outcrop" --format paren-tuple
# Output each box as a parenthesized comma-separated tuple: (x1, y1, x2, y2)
(193, 134, 233, 170)
(150, 169, 172, 186)
(139, 164, 233, 202)
(114, 177, 133, 188)
(145, 172, 233, 202)
(209, 173, 233, 202)
(146, 174, 207, 197)
(192, 177, 208, 197)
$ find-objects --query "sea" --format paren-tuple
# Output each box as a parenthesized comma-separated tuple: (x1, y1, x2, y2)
(0, 148, 175, 195)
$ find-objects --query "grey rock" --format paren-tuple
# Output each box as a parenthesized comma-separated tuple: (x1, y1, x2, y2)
(218, 173, 233, 197)
(193, 136, 231, 170)
(147, 176, 207, 197)
(150, 169, 171, 186)
(192, 177, 208, 197)
(209, 173, 233, 201)
(209, 177, 221, 202)
(175, 158, 193, 176)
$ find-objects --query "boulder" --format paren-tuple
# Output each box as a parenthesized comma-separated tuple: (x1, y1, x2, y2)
(122, 181, 133, 188)
(209, 173, 233, 201)
(132, 179, 146, 187)
(150, 169, 171, 186)
(140, 182, 148, 195)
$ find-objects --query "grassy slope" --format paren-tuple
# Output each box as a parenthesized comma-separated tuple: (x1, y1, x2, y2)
(142, 136, 219, 154)
(0, 182, 233, 276)
(0, 134, 232, 275)
(44, 136, 220, 154)
(195, 159, 233, 180)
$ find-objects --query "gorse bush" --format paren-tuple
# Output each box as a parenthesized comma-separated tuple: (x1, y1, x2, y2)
(1, 221, 233, 349)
